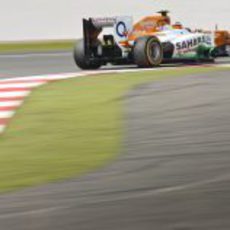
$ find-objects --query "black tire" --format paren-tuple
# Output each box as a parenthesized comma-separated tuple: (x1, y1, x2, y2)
(226, 45, 230, 56)
(73, 39, 101, 70)
(133, 36, 163, 68)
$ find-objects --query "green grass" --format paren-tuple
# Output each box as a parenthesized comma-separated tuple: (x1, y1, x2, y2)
(0, 40, 75, 53)
(0, 67, 225, 192)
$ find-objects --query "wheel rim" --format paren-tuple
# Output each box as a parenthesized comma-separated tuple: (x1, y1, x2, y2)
(149, 42, 161, 63)
(226, 45, 230, 56)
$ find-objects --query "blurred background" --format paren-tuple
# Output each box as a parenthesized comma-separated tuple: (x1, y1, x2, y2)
(0, 0, 229, 41)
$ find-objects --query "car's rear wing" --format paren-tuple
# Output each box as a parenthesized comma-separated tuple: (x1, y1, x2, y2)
(83, 18, 100, 58)
(82, 16, 133, 57)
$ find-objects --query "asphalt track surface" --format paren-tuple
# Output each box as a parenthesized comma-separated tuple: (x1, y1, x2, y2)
(0, 51, 79, 78)
(0, 51, 229, 78)
(0, 52, 230, 230)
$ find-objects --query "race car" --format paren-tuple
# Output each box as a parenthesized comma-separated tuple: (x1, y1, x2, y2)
(73, 11, 230, 70)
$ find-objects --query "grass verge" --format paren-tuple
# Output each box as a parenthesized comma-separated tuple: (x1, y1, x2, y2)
(0, 67, 224, 192)
(0, 40, 75, 53)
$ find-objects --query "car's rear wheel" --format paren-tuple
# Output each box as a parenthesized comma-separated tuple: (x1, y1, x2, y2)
(73, 39, 101, 70)
(133, 36, 163, 68)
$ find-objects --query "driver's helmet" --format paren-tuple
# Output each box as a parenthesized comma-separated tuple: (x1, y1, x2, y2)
(173, 22, 183, 29)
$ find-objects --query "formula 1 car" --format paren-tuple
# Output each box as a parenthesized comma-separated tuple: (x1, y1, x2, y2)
(73, 11, 230, 69)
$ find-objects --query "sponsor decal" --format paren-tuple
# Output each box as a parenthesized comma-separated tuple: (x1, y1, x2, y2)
(92, 17, 116, 28)
(116, 21, 128, 38)
(176, 35, 212, 51)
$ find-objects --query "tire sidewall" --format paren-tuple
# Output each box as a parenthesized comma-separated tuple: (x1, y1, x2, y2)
(133, 36, 163, 68)
(73, 39, 101, 70)
(145, 37, 163, 66)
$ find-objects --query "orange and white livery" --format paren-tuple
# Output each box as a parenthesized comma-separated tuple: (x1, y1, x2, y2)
(73, 11, 230, 70)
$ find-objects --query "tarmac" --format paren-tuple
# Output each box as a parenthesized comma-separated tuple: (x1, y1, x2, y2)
(0, 58, 229, 229)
